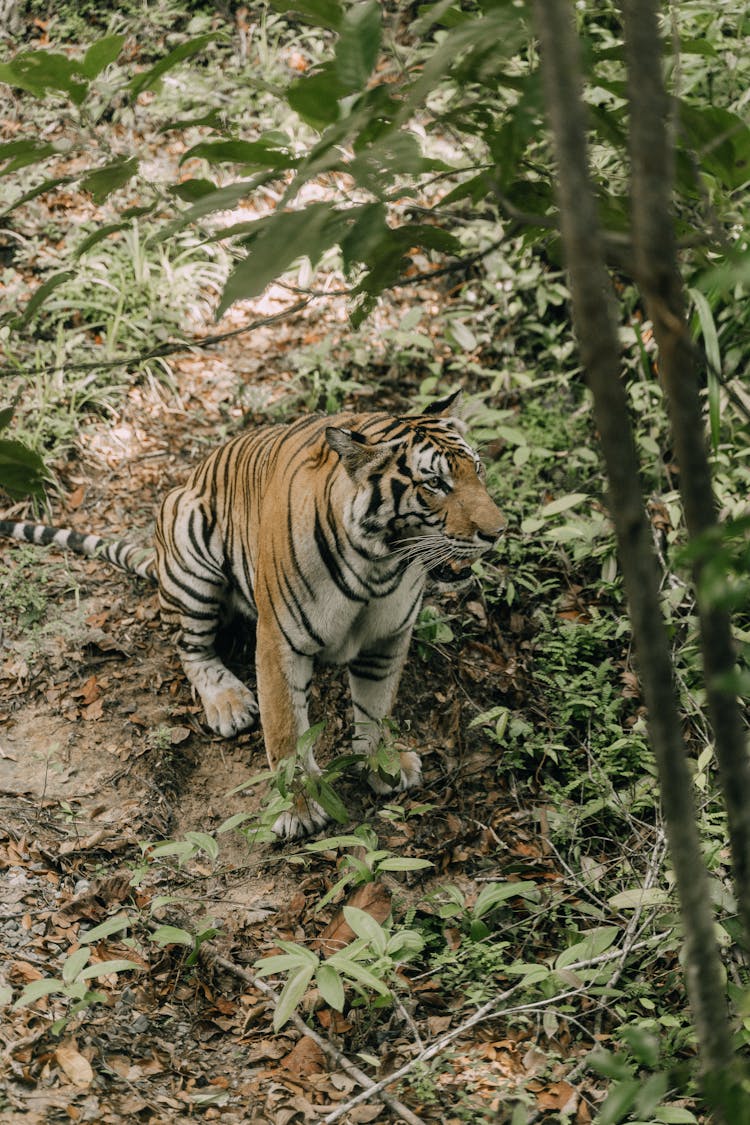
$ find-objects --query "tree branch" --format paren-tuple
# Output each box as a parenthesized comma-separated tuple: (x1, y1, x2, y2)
(622, 0, 750, 951)
(530, 0, 735, 1095)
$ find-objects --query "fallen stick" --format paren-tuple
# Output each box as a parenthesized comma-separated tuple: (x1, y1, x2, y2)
(203, 947, 427, 1125)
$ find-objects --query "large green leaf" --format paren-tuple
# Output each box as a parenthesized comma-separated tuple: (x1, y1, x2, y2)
(0, 437, 47, 499)
(679, 103, 750, 190)
(79, 35, 126, 79)
(217, 202, 353, 314)
(288, 65, 347, 129)
(0, 50, 89, 104)
(316, 963, 345, 1011)
(152, 178, 270, 243)
(180, 138, 297, 172)
(273, 963, 315, 1031)
(335, 0, 381, 92)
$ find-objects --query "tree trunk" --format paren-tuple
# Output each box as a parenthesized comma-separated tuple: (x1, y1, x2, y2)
(529, 0, 735, 1098)
(622, 0, 750, 950)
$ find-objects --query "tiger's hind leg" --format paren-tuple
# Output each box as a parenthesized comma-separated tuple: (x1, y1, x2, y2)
(156, 488, 259, 738)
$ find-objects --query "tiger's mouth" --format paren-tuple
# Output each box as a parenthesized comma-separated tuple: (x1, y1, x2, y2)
(427, 556, 477, 586)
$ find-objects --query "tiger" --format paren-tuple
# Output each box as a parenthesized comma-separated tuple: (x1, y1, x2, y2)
(0, 392, 504, 837)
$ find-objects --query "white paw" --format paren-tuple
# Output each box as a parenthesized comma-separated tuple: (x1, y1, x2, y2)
(203, 684, 259, 738)
(272, 796, 329, 840)
(367, 751, 422, 795)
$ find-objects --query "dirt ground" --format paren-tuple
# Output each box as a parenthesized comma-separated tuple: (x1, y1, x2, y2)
(0, 287, 583, 1124)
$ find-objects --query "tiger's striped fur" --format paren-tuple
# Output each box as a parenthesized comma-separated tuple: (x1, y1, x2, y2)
(1, 394, 504, 837)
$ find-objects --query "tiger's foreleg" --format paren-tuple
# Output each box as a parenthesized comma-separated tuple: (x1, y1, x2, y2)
(156, 490, 259, 738)
(254, 615, 326, 838)
(348, 633, 422, 795)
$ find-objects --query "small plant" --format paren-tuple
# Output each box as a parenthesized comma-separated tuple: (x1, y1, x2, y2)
(306, 825, 433, 910)
(414, 603, 455, 659)
(9, 914, 140, 1035)
(427, 880, 539, 942)
(254, 905, 424, 1031)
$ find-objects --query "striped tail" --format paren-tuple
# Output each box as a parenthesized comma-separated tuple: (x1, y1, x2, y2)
(0, 520, 157, 582)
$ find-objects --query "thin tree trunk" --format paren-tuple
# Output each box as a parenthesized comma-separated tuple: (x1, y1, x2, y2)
(529, 0, 735, 1095)
(622, 0, 750, 948)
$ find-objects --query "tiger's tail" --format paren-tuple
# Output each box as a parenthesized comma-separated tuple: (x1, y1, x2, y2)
(0, 520, 157, 582)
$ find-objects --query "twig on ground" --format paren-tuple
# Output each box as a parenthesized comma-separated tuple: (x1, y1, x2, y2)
(202, 947, 427, 1125)
(318, 931, 672, 1123)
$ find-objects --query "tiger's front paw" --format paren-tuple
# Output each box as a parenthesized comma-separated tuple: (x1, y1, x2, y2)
(367, 750, 422, 795)
(272, 795, 329, 840)
(203, 684, 259, 738)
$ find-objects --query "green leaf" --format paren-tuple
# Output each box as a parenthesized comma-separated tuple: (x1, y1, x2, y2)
(170, 178, 218, 202)
(13, 978, 66, 1008)
(316, 963, 345, 1011)
(150, 925, 195, 947)
(0, 173, 78, 217)
(273, 963, 315, 1031)
(153, 178, 266, 243)
(181, 138, 297, 172)
(0, 406, 15, 431)
(254, 952, 315, 977)
(184, 831, 220, 861)
(270, 0, 343, 31)
(77, 959, 140, 980)
(314, 779, 349, 823)
(79, 157, 138, 203)
(0, 139, 57, 176)
(555, 925, 619, 970)
(0, 438, 47, 498)
(0, 50, 88, 104)
(473, 881, 538, 917)
(597, 1078, 641, 1125)
(217, 202, 349, 314)
(654, 1109, 699, 1124)
(79, 35, 126, 79)
(80, 913, 131, 943)
(15, 269, 74, 327)
(608, 887, 670, 910)
(335, 1, 381, 92)
(679, 103, 750, 190)
(288, 66, 347, 129)
(129, 33, 218, 97)
(376, 857, 433, 872)
(216, 811, 257, 834)
(329, 955, 390, 996)
(541, 492, 589, 517)
(62, 947, 92, 983)
(342, 906, 387, 953)
(74, 221, 131, 258)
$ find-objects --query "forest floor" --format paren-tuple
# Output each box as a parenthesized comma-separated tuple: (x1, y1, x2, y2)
(0, 283, 585, 1124)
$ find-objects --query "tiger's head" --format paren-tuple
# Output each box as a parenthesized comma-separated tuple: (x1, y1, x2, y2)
(325, 392, 505, 569)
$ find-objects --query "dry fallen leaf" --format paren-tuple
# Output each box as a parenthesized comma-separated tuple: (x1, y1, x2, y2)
(55, 1042, 94, 1087)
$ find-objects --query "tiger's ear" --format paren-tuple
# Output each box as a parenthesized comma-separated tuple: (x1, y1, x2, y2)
(326, 427, 394, 481)
(420, 390, 467, 433)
